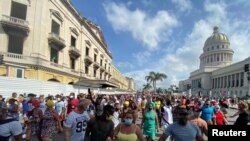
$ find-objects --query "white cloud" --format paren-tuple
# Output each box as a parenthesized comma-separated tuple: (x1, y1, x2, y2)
(104, 2, 179, 50)
(126, 0, 250, 90)
(132, 51, 151, 66)
(107, 0, 250, 91)
(117, 62, 134, 69)
(171, 0, 192, 12)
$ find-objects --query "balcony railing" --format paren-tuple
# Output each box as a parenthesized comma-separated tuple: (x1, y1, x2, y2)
(48, 33, 66, 50)
(69, 46, 81, 58)
(1, 15, 29, 28)
(0, 52, 88, 77)
(84, 56, 93, 63)
(93, 61, 100, 67)
(0, 52, 25, 61)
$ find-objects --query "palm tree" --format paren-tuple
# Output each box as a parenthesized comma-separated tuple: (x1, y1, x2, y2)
(142, 83, 152, 91)
(156, 87, 163, 94)
(145, 71, 167, 94)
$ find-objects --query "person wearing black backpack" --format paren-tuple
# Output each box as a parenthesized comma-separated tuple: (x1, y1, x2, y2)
(0, 101, 23, 141)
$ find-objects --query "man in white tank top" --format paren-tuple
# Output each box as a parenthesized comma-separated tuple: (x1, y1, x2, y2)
(161, 100, 173, 131)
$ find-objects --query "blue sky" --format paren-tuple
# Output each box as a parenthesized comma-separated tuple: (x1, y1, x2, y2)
(71, 0, 250, 89)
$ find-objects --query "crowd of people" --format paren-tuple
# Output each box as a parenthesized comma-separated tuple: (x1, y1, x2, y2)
(0, 91, 249, 141)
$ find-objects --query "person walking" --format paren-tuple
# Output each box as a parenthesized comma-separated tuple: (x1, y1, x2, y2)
(0, 102, 22, 141)
(112, 110, 145, 141)
(85, 104, 115, 141)
(230, 101, 249, 126)
(64, 99, 91, 141)
(213, 105, 228, 125)
(40, 100, 61, 141)
(141, 102, 160, 141)
(25, 100, 43, 141)
(161, 99, 173, 132)
(158, 107, 204, 141)
(200, 100, 214, 125)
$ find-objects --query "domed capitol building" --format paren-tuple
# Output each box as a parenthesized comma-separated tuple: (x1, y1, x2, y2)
(179, 26, 250, 97)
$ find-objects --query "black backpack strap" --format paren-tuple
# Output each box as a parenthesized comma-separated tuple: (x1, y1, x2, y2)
(0, 135, 12, 141)
(0, 118, 17, 125)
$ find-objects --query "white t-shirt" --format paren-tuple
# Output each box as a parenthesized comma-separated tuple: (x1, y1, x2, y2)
(112, 111, 120, 128)
(0, 118, 23, 139)
(64, 111, 90, 141)
(161, 106, 173, 126)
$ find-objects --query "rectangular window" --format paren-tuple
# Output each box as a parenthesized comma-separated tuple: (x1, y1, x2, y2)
(8, 35, 24, 54)
(100, 72, 102, 79)
(71, 36, 76, 47)
(94, 54, 97, 62)
(232, 74, 235, 87)
(50, 47, 58, 63)
(100, 59, 103, 66)
(51, 20, 60, 35)
(11, 1, 27, 20)
(212, 79, 214, 89)
(94, 69, 96, 77)
(85, 66, 89, 74)
(240, 72, 244, 87)
(224, 77, 227, 88)
(70, 57, 75, 69)
(105, 64, 106, 69)
(85, 47, 89, 56)
(16, 68, 23, 78)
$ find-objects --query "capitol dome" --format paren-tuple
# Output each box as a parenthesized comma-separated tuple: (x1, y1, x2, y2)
(199, 26, 234, 69)
(204, 26, 229, 46)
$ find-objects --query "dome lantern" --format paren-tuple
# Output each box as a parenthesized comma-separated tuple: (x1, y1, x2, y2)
(213, 26, 219, 33)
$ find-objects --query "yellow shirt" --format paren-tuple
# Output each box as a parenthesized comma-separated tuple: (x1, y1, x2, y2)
(116, 125, 138, 141)
(155, 101, 161, 109)
(141, 100, 147, 109)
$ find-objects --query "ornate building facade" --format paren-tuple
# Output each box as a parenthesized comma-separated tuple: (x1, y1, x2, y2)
(179, 27, 250, 97)
(0, 0, 134, 92)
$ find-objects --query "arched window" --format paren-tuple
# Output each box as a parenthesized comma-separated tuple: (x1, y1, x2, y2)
(48, 78, 60, 82)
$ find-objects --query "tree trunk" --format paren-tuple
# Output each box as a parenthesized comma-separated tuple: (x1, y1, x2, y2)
(154, 81, 157, 94)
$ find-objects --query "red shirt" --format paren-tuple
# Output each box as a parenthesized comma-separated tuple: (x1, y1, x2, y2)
(67, 98, 79, 114)
(214, 111, 224, 125)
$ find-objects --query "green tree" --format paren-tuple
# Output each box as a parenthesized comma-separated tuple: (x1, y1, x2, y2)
(142, 83, 152, 91)
(156, 87, 163, 94)
(145, 71, 167, 94)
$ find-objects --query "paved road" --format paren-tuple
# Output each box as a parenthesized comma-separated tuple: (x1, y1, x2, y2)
(27, 108, 238, 141)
